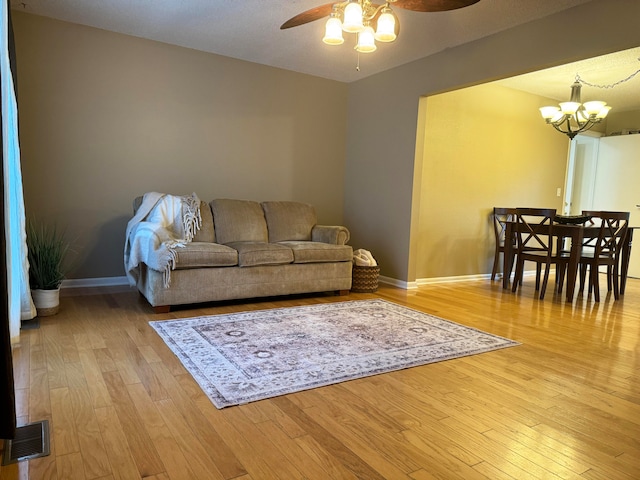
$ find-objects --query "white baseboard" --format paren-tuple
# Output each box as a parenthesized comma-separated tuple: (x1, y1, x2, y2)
(61, 276, 129, 289)
(378, 275, 416, 290)
(380, 270, 542, 290)
(60, 270, 543, 292)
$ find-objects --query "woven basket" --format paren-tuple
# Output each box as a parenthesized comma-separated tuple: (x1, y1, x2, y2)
(351, 265, 380, 293)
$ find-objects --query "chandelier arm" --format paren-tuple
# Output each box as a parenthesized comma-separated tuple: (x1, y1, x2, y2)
(551, 120, 577, 139)
(550, 116, 600, 139)
(562, 118, 575, 137)
(363, 2, 391, 21)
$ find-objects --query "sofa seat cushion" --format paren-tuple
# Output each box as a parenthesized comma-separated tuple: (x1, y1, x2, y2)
(227, 242, 294, 267)
(279, 241, 353, 264)
(174, 242, 238, 269)
(262, 201, 317, 242)
(211, 199, 268, 244)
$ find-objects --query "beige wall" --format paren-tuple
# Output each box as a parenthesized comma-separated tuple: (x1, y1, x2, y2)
(345, 0, 640, 283)
(416, 83, 569, 279)
(13, 12, 348, 280)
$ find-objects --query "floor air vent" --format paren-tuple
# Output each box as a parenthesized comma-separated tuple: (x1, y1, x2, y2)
(2, 420, 50, 465)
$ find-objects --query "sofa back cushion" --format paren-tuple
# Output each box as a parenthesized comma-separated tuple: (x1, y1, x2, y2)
(211, 199, 268, 245)
(261, 201, 317, 242)
(192, 201, 215, 243)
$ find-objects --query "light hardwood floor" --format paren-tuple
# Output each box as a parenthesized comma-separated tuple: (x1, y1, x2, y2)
(2, 276, 639, 479)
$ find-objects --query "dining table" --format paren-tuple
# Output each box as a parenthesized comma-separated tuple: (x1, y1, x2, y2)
(502, 221, 636, 302)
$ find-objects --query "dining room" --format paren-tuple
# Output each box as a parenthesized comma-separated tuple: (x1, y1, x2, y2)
(411, 46, 640, 295)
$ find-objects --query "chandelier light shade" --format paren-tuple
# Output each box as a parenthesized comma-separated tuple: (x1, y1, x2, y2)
(539, 81, 611, 140)
(323, 0, 398, 53)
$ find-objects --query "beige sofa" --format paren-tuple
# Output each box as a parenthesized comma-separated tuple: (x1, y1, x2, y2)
(132, 198, 353, 312)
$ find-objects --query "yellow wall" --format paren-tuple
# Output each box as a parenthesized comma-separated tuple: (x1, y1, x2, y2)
(13, 12, 349, 280)
(416, 83, 569, 279)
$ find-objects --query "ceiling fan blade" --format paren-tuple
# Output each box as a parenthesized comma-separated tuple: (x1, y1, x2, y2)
(280, 3, 336, 29)
(393, 0, 481, 12)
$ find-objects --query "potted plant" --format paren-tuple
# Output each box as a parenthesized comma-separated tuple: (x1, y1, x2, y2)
(26, 219, 70, 316)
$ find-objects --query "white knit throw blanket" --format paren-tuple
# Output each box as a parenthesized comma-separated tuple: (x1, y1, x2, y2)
(124, 192, 201, 287)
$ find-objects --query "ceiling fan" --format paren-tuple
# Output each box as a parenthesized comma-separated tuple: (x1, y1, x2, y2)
(281, 0, 481, 31)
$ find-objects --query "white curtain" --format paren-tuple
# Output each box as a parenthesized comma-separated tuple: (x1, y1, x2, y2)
(2, 0, 35, 343)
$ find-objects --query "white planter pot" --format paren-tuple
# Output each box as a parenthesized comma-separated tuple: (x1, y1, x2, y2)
(31, 288, 60, 317)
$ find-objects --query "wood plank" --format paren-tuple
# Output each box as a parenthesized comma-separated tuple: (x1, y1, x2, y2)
(94, 406, 143, 480)
(56, 452, 86, 480)
(160, 368, 247, 479)
(101, 370, 166, 477)
(49, 387, 80, 456)
(125, 384, 199, 480)
(66, 368, 112, 479)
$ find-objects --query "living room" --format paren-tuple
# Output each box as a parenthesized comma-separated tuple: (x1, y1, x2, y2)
(2, 0, 640, 478)
(9, 2, 640, 288)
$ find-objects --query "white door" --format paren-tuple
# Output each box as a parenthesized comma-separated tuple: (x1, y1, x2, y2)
(563, 133, 601, 215)
(592, 134, 640, 278)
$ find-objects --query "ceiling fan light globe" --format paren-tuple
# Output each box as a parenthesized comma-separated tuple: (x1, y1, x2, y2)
(323, 17, 345, 45)
(355, 26, 377, 53)
(374, 11, 396, 42)
(342, 2, 364, 33)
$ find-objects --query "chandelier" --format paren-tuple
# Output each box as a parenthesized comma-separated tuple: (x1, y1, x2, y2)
(539, 80, 610, 140)
(322, 1, 397, 53)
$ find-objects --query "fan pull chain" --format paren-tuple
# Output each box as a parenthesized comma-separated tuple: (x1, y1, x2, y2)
(356, 51, 360, 72)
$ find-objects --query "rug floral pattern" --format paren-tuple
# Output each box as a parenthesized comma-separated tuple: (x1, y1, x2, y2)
(150, 299, 518, 408)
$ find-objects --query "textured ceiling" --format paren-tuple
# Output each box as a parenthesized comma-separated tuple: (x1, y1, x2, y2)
(498, 46, 640, 113)
(11, 0, 595, 83)
(9, 0, 640, 110)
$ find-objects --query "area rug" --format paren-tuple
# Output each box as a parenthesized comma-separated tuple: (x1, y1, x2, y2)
(149, 299, 519, 408)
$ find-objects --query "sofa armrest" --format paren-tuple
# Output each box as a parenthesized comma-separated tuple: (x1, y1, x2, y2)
(311, 225, 350, 245)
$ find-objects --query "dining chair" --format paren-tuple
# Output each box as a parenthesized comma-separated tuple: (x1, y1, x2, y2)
(511, 207, 558, 300)
(577, 211, 629, 301)
(555, 211, 599, 295)
(491, 207, 517, 281)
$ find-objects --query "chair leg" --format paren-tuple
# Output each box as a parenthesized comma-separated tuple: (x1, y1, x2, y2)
(612, 264, 620, 300)
(539, 263, 551, 300)
(512, 259, 523, 293)
(591, 264, 600, 302)
(491, 250, 499, 281)
(506, 252, 516, 282)
(535, 264, 542, 291)
(579, 264, 587, 294)
(557, 262, 565, 294)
